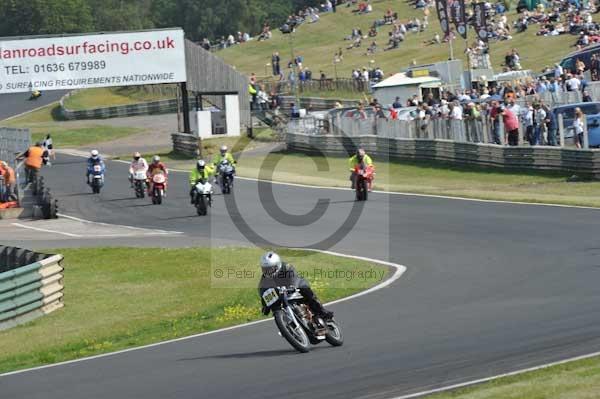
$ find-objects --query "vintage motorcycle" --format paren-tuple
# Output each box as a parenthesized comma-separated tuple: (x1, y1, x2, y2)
(262, 286, 343, 353)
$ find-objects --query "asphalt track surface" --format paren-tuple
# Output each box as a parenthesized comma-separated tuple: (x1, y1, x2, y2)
(2, 153, 600, 399)
(0, 90, 68, 121)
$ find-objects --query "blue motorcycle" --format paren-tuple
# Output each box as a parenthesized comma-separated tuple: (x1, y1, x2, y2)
(88, 163, 105, 194)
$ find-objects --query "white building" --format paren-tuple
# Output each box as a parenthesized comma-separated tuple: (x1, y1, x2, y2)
(372, 73, 441, 106)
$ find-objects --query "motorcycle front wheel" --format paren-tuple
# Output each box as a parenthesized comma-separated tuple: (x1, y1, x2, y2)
(153, 188, 163, 205)
(324, 320, 344, 347)
(273, 310, 310, 353)
(196, 194, 207, 216)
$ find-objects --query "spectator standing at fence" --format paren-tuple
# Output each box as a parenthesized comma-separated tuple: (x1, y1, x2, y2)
(449, 101, 463, 120)
(490, 101, 502, 144)
(533, 103, 547, 145)
(573, 107, 585, 149)
(501, 106, 520, 146)
(583, 90, 593, 102)
(566, 74, 581, 92)
(392, 96, 403, 109)
(0, 161, 16, 201)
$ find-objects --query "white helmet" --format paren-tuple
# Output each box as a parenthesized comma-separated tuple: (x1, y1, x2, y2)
(260, 251, 282, 277)
(91, 150, 99, 159)
(152, 155, 161, 163)
(196, 159, 206, 171)
(220, 145, 228, 154)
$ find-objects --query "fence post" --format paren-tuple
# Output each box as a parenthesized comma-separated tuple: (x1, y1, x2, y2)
(481, 117, 489, 144)
(558, 113, 565, 147)
(518, 120, 524, 146)
(583, 117, 590, 149)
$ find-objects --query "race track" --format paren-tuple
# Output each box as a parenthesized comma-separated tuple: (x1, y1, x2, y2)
(0, 90, 68, 121)
(2, 154, 600, 399)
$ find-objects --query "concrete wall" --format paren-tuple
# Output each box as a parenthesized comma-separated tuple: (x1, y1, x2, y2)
(286, 132, 600, 179)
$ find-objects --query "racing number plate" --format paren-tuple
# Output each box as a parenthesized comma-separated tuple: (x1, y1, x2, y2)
(262, 288, 278, 307)
(93, 165, 102, 172)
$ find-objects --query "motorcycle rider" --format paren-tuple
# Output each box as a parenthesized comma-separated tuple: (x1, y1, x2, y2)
(86, 150, 105, 185)
(212, 145, 236, 183)
(147, 155, 168, 196)
(258, 251, 334, 320)
(348, 148, 374, 191)
(189, 160, 214, 203)
(128, 152, 149, 188)
(212, 145, 236, 167)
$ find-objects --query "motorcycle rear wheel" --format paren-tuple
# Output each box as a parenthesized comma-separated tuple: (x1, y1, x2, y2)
(274, 310, 310, 353)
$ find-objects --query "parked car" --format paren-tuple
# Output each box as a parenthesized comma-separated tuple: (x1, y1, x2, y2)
(551, 102, 600, 146)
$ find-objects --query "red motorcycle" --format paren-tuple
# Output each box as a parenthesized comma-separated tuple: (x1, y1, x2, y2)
(150, 171, 167, 205)
(354, 163, 374, 201)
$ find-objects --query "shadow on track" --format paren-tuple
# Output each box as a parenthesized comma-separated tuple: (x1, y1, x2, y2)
(104, 197, 140, 202)
(59, 192, 95, 198)
(178, 349, 296, 361)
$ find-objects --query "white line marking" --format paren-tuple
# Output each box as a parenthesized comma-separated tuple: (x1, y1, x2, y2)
(0, 249, 406, 377)
(11, 223, 82, 238)
(110, 156, 600, 211)
(57, 213, 183, 235)
(391, 350, 600, 398)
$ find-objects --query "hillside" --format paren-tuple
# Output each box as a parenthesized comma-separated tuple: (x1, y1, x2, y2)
(220, 0, 578, 80)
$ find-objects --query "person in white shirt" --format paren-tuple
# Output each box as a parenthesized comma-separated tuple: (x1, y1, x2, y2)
(554, 63, 563, 79)
(129, 152, 149, 188)
(567, 74, 581, 91)
(362, 68, 369, 83)
(42, 134, 55, 161)
(532, 103, 547, 145)
(573, 107, 585, 149)
(450, 102, 463, 120)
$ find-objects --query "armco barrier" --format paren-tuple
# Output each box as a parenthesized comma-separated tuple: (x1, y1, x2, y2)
(59, 91, 182, 120)
(0, 246, 64, 330)
(285, 133, 600, 179)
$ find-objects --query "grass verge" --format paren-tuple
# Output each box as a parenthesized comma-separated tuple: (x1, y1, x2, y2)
(429, 355, 600, 398)
(235, 152, 600, 207)
(63, 86, 174, 111)
(2, 103, 143, 147)
(0, 247, 388, 374)
(113, 127, 279, 162)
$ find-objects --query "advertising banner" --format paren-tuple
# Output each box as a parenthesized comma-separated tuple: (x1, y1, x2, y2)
(0, 29, 187, 93)
(473, 3, 489, 42)
(435, 0, 450, 36)
(451, 0, 468, 39)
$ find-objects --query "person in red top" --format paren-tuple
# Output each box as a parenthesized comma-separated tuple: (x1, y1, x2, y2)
(147, 155, 169, 196)
(500, 105, 520, 146)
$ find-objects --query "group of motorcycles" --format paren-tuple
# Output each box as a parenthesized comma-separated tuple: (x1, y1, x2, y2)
(88, 159, 235, 216)
(85, 154, 353, 353)
(191, 160, 234, 216)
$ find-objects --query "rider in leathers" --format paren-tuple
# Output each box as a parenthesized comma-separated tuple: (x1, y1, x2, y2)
(258, 252, 333, 319)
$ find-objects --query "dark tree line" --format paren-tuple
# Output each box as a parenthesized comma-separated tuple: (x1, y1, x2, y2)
(0, 0, 321, 40)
